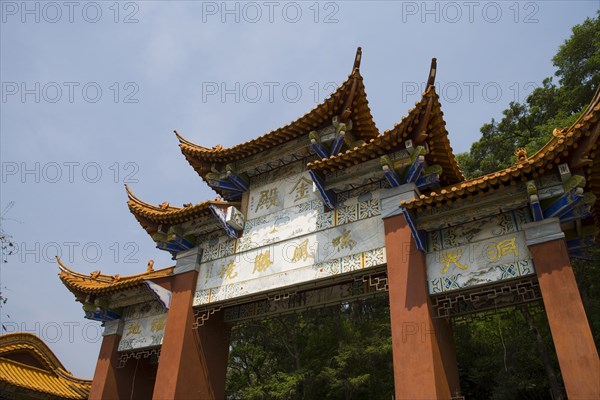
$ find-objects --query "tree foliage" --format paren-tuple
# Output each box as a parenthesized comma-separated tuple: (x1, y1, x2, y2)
(457, 12, 600, 178)
(226, 297, 394, 400)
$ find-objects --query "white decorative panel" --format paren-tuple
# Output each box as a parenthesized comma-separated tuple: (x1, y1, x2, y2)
(193, 171, 386, 306)
(427, 229, 534, 294)
(118, 302, 168, 352)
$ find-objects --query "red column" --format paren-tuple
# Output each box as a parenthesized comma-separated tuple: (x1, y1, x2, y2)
(530, 238, 600, 399)
(153, 270, 231, 400)
(384, 213, 460, 399)
(88, 333, 136, 400)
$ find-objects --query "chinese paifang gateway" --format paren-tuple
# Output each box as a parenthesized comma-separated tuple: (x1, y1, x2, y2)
(58, 48, 600, 400)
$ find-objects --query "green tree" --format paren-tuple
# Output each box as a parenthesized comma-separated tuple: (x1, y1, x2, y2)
(458, 12, 600, 178)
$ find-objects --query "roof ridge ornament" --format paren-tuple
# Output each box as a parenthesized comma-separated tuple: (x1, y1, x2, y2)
(353, 47, 362, 71)
(427, 58, 437, 88)
(515, 147, 528, 163)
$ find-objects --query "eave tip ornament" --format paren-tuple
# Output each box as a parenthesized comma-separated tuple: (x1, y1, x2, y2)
(427, 58, 437, 87)
(353, 47, 362, 71)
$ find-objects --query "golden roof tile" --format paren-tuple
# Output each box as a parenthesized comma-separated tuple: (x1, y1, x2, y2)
(58, 257, 174, 297)
(0, 333, 91, 399)
(402, 87, 600, 225)
(308, 84, 464, 186)
(177, 49, 379, 183)
(125, 184, 239, 235)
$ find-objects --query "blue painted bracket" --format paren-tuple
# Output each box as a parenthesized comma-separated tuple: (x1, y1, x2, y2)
(383, 166, 402, 187)
(543, 187, 584, 219)
(209, 178, 241, 192)
(308, 169, 337, 209)
(568, 250, 594, 261)
(530, 194, 544, 221)
(310, 131, 329, 159)
(401, 207, 426, 252)
(152, 231, 190, 256)
(226, 170, 250, 192)
(156, 241, 187, 253)
(166, 234, 196, 250)
(209, 204, 240, 239)
(330, 135, 345, 156)
(381, 156, 401, 187)
(416, 173, 439, 190)
(567, 236, 597, 252)
(405, 155, 425, 183)
(83, 305, 121, 322)
(311, 142, 329, 159)
(560, 205, 592, 223)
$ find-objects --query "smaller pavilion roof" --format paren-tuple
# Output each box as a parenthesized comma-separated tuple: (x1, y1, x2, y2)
(176, 48, 379, 183)
(125, 184, 238, 236)
(0, 332, 91, 399)
(58, 256, 174, 298)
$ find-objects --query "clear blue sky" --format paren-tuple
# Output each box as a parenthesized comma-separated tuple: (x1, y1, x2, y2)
(1, 1, 598, 377)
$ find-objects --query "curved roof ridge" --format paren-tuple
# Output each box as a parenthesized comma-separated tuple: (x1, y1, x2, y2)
(57, 257, 174, 283)
(0, 332, 68, 373)
(125, 184, 181, 212)
(0, 332, 91, 399)
(177, 49, 379, 165)
(402, 87, 600, 211)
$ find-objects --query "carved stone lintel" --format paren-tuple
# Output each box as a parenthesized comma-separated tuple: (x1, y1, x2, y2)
(103, 319, 124, 337)
(522, 218, 565, 247)
(174, 246, 202, 274)
(380, 183, 419, 218)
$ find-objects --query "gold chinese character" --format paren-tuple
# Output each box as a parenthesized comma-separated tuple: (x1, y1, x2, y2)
(151, 316, 167, 332)
(289, 176, 313, 202)
(486, 237, 519, 262)
(291, 239, 315, 263)
(219, 260, 238, 280)
(332, 229, 356, 252)
(440, 249, 468, 273)
(126, 323, 141, 335)
(255, 188, 279, 212)
(253, 250, 273, 274)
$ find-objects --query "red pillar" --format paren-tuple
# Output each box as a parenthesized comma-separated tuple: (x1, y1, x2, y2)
(529, 238, 600, 399)
(153, 269, 231, 400)
(88, 333, 136, 400)
(384, 213, 460, 399)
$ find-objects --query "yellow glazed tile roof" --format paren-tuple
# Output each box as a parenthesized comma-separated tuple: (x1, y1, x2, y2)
(177, 50, 379, 180)
(0, 333, 91, 399)
(401, 87, 600, 226)
(308, 84, 464, 186)
(58, 256, 174, 297)
(125, 184, 238, 235)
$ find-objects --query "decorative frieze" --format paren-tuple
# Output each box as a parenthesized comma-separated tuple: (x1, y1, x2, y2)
(213, 267, 388, 324)
(118, 301, 168, 352)
(426, 224, 534, 294)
